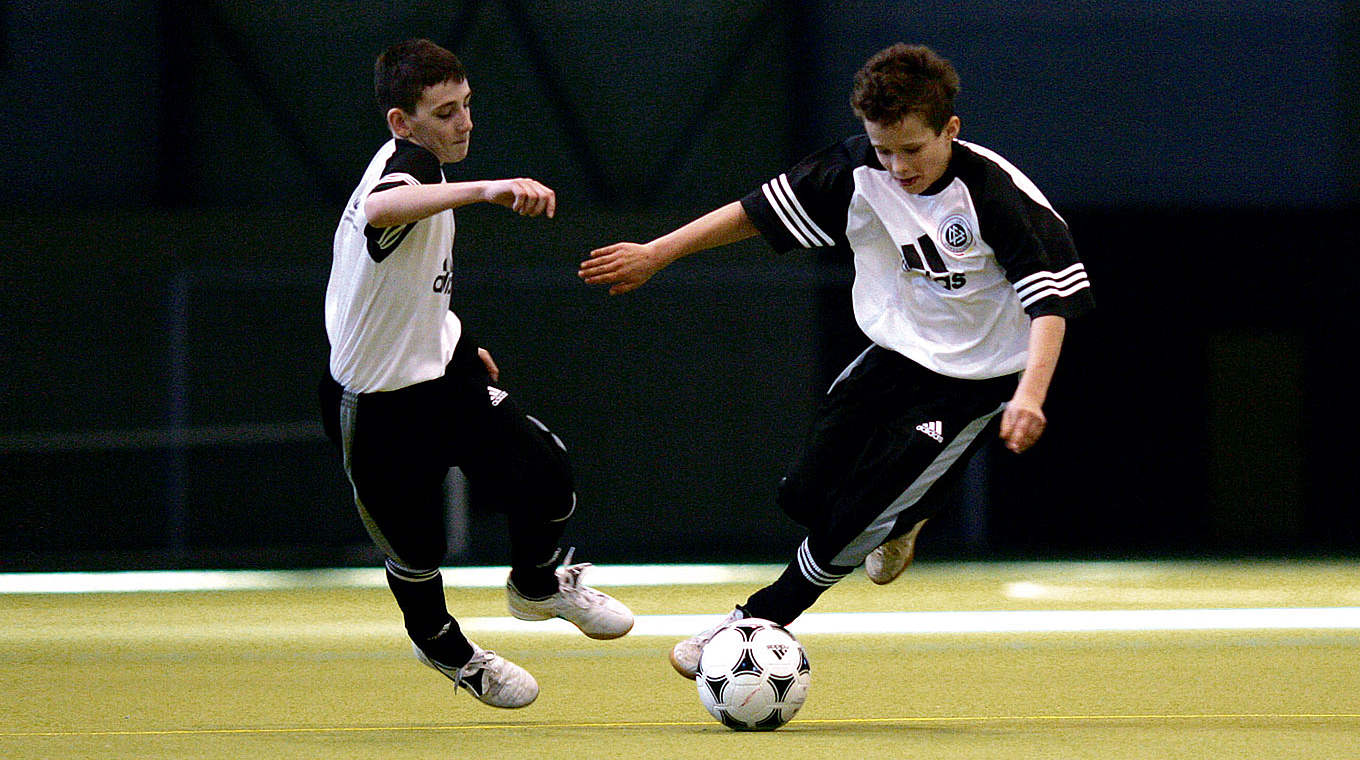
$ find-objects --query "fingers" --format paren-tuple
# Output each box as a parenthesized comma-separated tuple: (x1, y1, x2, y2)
(999, 406, 1046, 453)
(477, 348, 500, 382)
(577, 245, 630, 285)
(503, 178, 556, 217)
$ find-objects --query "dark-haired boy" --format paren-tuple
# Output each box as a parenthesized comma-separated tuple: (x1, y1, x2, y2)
(322, 38, 633, 708)
(580, 43, 1092, 678)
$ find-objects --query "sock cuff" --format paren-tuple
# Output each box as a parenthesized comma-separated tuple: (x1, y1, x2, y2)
(386, 558, 441, 583)
(797, 539, 851, 588)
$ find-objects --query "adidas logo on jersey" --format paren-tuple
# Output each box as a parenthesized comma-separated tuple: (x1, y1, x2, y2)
(488, 387, 508, 407)
(915, 420, 944, 443)
(432, 258, 454, 294)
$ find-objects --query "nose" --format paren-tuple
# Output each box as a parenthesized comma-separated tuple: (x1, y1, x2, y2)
(459, 112, 473, 134)
(890, 153, 911, 177)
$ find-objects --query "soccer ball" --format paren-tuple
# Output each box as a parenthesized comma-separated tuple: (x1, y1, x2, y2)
(695, 617, 811, 731)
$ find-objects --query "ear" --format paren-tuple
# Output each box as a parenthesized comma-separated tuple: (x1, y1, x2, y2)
(386, 107, 412, 138)
(944, 115, 962, 140)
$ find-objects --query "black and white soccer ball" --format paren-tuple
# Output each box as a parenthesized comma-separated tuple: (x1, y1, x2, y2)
(695, 617, 811, 731)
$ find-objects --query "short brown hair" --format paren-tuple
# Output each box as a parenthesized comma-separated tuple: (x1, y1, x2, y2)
(850, 44, 960, 133)
(374, 38, 466, 115)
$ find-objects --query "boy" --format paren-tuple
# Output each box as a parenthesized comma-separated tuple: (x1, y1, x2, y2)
(579, 43, 1092, 678)
(321, 38, 633, 708)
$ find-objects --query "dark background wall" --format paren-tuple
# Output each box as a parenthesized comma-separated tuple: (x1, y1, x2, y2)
(1, 1, 1355, 570)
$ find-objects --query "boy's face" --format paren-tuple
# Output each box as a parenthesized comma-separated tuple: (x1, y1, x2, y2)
(863, 112, 960, 194)
(396, 77, 474, 164)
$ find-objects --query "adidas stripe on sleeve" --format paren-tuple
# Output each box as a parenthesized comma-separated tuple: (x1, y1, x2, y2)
(363, 145, 444, 263)
(957, 142, 1093, 320)
(740, 139, 872, 254)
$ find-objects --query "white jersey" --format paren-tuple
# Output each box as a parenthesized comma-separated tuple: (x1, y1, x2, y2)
(742, 136, 1093, 380)
(325, 139, 463, 393)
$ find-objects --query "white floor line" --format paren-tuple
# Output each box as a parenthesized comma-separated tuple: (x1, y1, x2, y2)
(4, 609, 1360, 646)
(0, 565, 785, 594)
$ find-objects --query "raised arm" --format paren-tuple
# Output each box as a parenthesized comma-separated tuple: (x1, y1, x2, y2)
(365, 178, 556, 228)
(578, 201, 759, 295)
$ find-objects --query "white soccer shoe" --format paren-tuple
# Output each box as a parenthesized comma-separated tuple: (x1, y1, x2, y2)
(669, 608, 745, 679)
(413, 642, 539, 709)
(506, 548, 634, 640)
(864, 518, 928, 585)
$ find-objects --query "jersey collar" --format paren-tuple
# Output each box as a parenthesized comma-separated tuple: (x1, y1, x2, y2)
(917, 141, 961, 196)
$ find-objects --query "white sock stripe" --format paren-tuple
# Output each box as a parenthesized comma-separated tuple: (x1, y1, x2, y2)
(385, 559, 441, 582)
(797, 540, 847, 587)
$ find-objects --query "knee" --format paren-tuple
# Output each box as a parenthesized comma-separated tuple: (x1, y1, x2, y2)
(520, 415, 575, 521)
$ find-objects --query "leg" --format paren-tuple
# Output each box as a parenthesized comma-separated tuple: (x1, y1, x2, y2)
(451, 379, 575, 598)
(748, 353, 1012, 624)
(668, 348, 879, 678)
(775, 346, 878, 528)
(447, 353, 632, 639)
(338, 383, 469, 662)
(337, 380, 539, 708)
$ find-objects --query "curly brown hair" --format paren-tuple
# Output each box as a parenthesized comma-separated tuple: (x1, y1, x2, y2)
(850, 44, 960, 133)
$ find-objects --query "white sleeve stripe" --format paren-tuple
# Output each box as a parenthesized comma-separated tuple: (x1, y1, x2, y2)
(777, 173, 837, 244)
(957, 139, 1066, 226)
(776, 174, 836, 246)
(762, 182, 814, 248)
(376, 172, 422, 187)
(1016, 270, 1088, 300)
(376, 223, 411, 249)
(1019, 279, 1091, 307)
(1014, 262, 1085, 289)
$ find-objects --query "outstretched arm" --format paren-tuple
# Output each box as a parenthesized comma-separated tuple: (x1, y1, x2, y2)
(578, 201, 759, 295)
(999, 314, 1066, 453)
(365, 178, 556, 228)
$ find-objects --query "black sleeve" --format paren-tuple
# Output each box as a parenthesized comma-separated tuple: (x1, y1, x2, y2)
(962, 148, 1094, 320)
(364, 141, 444, 262)
(739, 136, 874, 254)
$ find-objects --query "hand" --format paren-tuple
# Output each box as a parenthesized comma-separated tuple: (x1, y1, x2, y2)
(483, 178, 556, 218)
(477, 347, 500, 382)
(999, 397, 1046, 453)
(579, 242, 669, 295)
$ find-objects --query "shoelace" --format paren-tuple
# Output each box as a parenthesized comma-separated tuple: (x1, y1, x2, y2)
(452, 650, 492, 697)
(555, 547, 609, 606)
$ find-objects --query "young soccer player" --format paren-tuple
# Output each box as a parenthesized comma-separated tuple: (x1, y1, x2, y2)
(579, 43, 1093, 678)
(321, 38, 633, 708)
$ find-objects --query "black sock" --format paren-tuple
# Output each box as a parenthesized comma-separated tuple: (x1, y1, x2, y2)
(508, 547, 561, 600)
(385, 560, 473, 666)
(741, 542, 851, 625)
(418, 618, 474, 667)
